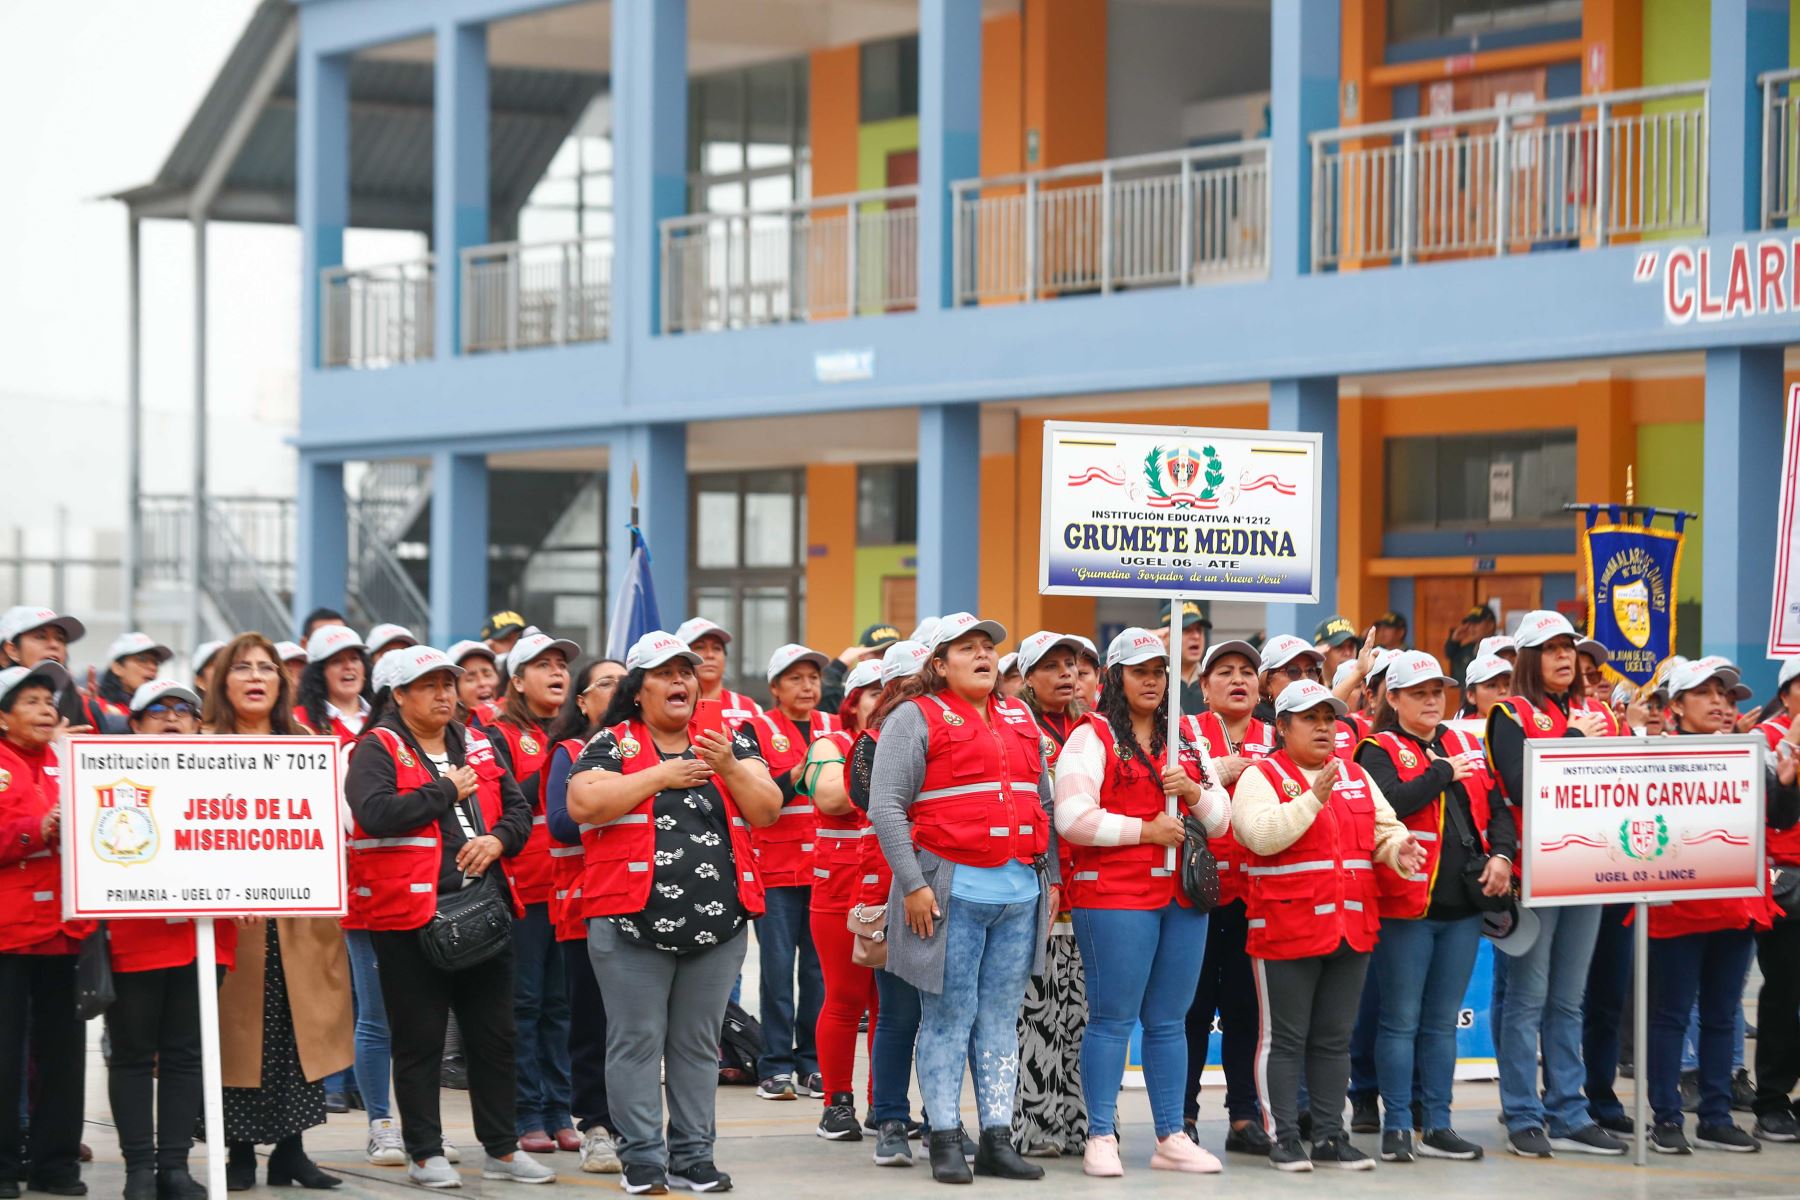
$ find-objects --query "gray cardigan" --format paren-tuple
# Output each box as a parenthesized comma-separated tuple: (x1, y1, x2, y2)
(867, 700, 1058, 995)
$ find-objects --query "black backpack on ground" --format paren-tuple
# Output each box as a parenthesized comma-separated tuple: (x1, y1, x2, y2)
(718, 1000, 764, 1084)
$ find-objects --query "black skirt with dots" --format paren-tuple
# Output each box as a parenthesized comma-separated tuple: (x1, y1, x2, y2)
(221, 922, 326, 1145)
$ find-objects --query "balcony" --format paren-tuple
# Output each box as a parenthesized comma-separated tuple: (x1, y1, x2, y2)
(659, 187, 919, 335)
(1312, 82, 1708, 270)
(1763, 67, 1800, 228)
(952, 143, 1270, 305)
(462, 236, 613, 352)
(321, 257, 435, 368)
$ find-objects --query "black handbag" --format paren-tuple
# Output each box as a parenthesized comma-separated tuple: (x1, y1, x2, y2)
(1177, 814, 1221, 913)
(76, 925, 114, 1020)
(1444, 784, 1511, 914)
(1773, 866, 1800, 919)
(416, 740, 514, 973)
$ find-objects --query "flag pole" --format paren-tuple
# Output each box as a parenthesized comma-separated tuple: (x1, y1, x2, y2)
(629, 461, 640, 528)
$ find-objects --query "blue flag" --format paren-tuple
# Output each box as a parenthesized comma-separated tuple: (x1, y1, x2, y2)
(1582, 510, 1684, 689)
(606, 525, 662, 662)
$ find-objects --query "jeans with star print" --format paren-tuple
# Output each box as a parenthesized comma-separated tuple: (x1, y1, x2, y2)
(916, 897, 1039, 1133)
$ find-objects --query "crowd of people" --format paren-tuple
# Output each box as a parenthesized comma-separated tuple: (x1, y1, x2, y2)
(2, 596, 1800, 1196)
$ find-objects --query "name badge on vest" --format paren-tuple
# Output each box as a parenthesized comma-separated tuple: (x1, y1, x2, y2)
(619, 735, 642, 759)
(521, 733, 541, 756)
(1333, 778, 1367, 797)
(1245, 742, 1271, 756)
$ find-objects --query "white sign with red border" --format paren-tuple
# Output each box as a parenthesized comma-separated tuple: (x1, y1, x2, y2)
(1520, 735, 1765, 907)
(1770, 382, 1800, 658)
(61, 735, 345, 920)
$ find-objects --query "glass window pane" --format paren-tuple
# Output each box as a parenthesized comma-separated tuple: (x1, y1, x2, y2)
(744, 489, 795, 567)
(706, 181, 745, 215)
(696, 490, 740, 568)
(693, 587, 735, 635)
(742, 586, 795, 681)
(746, 61, 795, 160)
(748, 173, 793, 209)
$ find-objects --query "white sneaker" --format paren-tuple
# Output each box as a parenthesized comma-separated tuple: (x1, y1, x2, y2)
(367, 1118, 406, 1166)
(579, 1129, 621, 1174)
(409, 1156, 461, 1189)
(482, 1152, 557, 1184)
(442, 1139, 462, 1164)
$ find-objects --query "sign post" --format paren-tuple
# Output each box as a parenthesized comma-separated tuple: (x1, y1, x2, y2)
(1521, 734, 1766, 1166)
(60, 734, 345, 1200)
(1769, 382, 1800, 658)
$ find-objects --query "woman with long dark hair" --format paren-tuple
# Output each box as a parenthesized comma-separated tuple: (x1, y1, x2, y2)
(449, 640, 503, 726)
(292, 625, 372, 744)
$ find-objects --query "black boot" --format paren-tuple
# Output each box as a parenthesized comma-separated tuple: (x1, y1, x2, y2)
(156, 1167, 206, 1200)
(928, 1129, 973, 1184)
(123, 1168, 156, 1200)
(265, 1137, 340, 1190)
(225, 1145, 256, 1193)
(972, 1127, 1044, 1180)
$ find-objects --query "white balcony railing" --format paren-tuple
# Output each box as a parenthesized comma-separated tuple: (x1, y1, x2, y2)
(659, 187, 919, 334)
(1313, 82, 1708, 269)
(320, 257, 435, 368)
(952, 143, 1270, 306)
(1763, 67, 1800, 228)
(461, 236, 612, 352)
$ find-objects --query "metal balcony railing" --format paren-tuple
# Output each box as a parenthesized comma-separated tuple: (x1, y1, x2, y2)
(1763, 67, 1800, 228)
(462, 237, 612, 352)
(1313, 82, 1708, 269)
(660, 187, 919, 334)
(321, 257, 435, 368)
(139, 495, 295, 638)
(952, 142, 1270, 305)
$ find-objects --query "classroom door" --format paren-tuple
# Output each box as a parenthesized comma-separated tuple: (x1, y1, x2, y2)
(1415, 574, 1544, 666)
(885, 150, 918, 313)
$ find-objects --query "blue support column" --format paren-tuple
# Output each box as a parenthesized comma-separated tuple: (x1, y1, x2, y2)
(1710, 0, 1789, 234)
(435, 21, 489, 356)
(918, 0, 982, 309)
(612, 0, 687, 340)
(916, 404, 981, 618)
(294, 458, 348, 636)
(430, 451, 490, 646)
(1269, 0, 1339, 278)
(606, 425, 689, 629)
(1702, 347, 1783, 696)
(297, 46, 348, 368)
(1267, 376, 1339, 637)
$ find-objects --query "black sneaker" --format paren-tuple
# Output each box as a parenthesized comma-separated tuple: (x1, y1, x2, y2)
(1650, 1123, 1691, 1155)
(1549, 1124, 1627, 1155)
(1183, 1120, 1200, 1145)
(1298, 1111, 1314, 1143)
(1224, 1122, 1272, 1156)
(1593, 1112, 1635, 1136)
(1680, 1071, 1701, 1113)
(817, 1094, 862, 1142)
(1693, 1122, 1759, 1153)
(1350, 1096, 1380, 1134)
(1380, 1130, 1413, 1162)
(1269, 1137, 1312, 1173)
(872, 1121, 913, 1167)
(324, 1092, 349, 1114)
(668, 1161, 733, 1192)
(1418, 1128, 1483, 1161)
(798, 1072, 825, 1098)
(439, 1057, 468, 1091)
(863, 1113, 879, 1134)
(1507, 1127, 1554, 1158)
(1312, 1135, 1374, 1171)
(1754, 1110, 1800, 1142)
(756, 1074, 796, 1101)
(621, 1162, 669, 1195)
(1731, 1069, 1757, 1113)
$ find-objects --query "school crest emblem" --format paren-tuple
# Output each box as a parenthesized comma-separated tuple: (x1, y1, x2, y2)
(1612, 578, 1652, 650)
(941, 713, 964, 728)
(772, 734, 792, 753)
(1620, 814, 1670, 861)
(619, 735, 641, 759)
(1281, 779, 1303, 798)
(1533, 712, 1554, 731)
(1041, 736, 1056, 759)
(396, 745, 416, 768)
(0, 769, 9, 790)
(92, 779, 159, 866)
(520, 733, 541, 756)
(1397, 748, 1418, 769)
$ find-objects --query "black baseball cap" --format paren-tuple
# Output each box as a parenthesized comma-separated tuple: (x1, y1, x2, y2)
(858, 623, 902, 649)
(1312, 615, 1359, 648)
(481, 610, 527, 641)
(1375, 611, 1408, 630)
(1159, 599, 1212, 630)
(1462, 606, 1496, 624)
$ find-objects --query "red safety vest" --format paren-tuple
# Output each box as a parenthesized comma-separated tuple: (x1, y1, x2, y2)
(546, 736, 591, 943)
(1648, 729, 1781, 938)
(855, 730, 894, 907)
(579, 720, 765, 919)
(1577, 697, 1625, 737)
(1037, 708, 1080, 912)
(294, 704, 364, 747)
(1760, 715, 1800, 866)
(810, 730, 873, 913)
(1191, 710, 1272, 906)
(1065, 714, 1204, 910)
(1361, 728, 1493, 919)
(750, 709, 842, 889)
(1244, 752, 1382, 961)
(491, 718, 555, 906)
(714, 689, 764, 730)
(345, 726, 520, 931)
(110, 918, 240, 974)
(0, 741, 95, 952)
(908, 692, 1047, 869)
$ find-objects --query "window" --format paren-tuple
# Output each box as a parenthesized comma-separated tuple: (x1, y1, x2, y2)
(689, 470, 808, 694)
(687, 59, 810, 214)
(517, 94, 613, 243)
(859, 36, 919, 123)
(1388, 0, 1581, 43)
(857, 464, 917, 545)
(1384, 430, 1576, 530)
(503, 475, 608, 653)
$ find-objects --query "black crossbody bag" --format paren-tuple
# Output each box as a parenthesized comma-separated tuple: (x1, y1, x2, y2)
(1444, 783, 1511, 914)
(412, 730, 514, 972)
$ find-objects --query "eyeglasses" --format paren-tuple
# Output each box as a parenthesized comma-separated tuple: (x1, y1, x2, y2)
(227, 662, 281, 678)
(1278, 662, 1324, 682)
(584, 678, 620, 695)
(145, 703, 198, 718)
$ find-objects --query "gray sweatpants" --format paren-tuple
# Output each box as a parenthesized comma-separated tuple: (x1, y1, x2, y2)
(1254, 942, 1371, 1144)
(587, 920, 748, 1170)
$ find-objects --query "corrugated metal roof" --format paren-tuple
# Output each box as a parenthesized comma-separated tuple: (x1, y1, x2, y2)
(114, 1, 608, 234)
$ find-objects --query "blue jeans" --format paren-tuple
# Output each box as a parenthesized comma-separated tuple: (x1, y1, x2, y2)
(1583, 904, 1633, 1122)
(872, 969, 921, 1124)
(1498, 903, 1602, 1136)
(1373, 915, 1482, 1133)
(754, 885, 823, 1080)
(916, 898, 1037, 1133)
(513, 903, 572, 1134)
(1682, 997, 1748, 1071)
(345, 930, 392, 1120)
(1073, 903, 1209, 1139)
(1347, 968, 1380, 1103)
(1650, 929, 1756, 1127)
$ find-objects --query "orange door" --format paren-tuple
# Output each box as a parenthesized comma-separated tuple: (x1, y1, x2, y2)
(1415, 577, 1477, 668)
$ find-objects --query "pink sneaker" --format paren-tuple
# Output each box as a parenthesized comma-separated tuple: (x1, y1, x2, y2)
(1083, 1134, 1125, 1177)
(1152, 1132, 1223, 1174)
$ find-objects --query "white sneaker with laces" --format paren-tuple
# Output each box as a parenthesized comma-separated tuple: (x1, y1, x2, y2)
(366, 1118, 406, 1166)
(579, 1129, 621, 1174)
(482, 1152, 557, 1184)
(409, 1156, 461, 1189)
(442, 1140, 462, 1164)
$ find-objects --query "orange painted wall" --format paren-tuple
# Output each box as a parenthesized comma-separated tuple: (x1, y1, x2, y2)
(1023, 0, 1108, 169)
(804, 464, 859, 654)
(1583, 0, 1644, 92)
(980, 452, 1019, 634)
(981, 13, 1026, 178)
(1339, 395, 1386, 626)
(808, 46, 861, 199)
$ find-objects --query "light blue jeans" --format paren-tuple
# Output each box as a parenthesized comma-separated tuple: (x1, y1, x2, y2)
(1497, 904, 1602, 1136)
(1373, 915, 1482, 1133)
(345, 929, 392, 1120)
(915, 898, 1038, 1133)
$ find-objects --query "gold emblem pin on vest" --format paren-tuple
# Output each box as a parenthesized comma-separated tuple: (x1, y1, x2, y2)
(1533, 712, 1553, 731)
(521, 733, 541, 756)
(942, 712, 965, 727)
(619, 735, 641, 759)
(1041, 736, 1055, 759)
(396, 746, 416, 768)
(772, 734, 791, 753)
(1397, 748, 1418, 769)
(1282, 778, 1303, 798)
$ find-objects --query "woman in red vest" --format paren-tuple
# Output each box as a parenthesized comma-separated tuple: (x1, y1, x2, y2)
(1354, 652, 1513, 1165)
(1458, 653, 1514, 719)
(292, 624, 371, 743)
(0, 661, 94, 1198)
(449, 640, 502, 726)
(343, 645, 546, 1188)
(107, 681, 238, 1200)
(867, 612, 1053, 1185)
(566, 631, 781, 1195)
(675, 618, 764, 730)
(1052, 629, 1229, 1177)
(1232, 680, 1424, 1172)
(1754, 655, 1800, 1139)
(489, 631, 581, 1156)
(1182, 638, 1275, 1154)
(1646, 659, 1798, 1154)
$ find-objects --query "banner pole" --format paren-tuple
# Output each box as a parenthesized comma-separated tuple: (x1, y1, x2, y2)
(1165, 596, 1185, 873)
(1633, 900, 1648, 1167)
(195, 918, 228, 1199)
